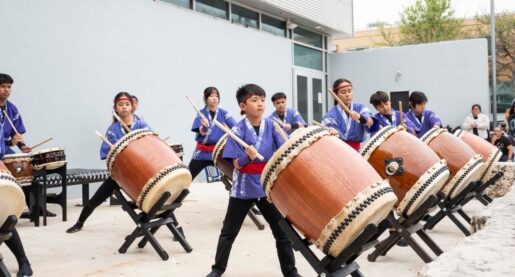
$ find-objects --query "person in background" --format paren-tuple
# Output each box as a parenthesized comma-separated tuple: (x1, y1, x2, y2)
(463, 104, 490, 140)
(491, 127, 513, 162)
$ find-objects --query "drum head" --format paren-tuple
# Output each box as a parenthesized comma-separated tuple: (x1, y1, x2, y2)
(212, 134, 228, 167)
(3, 153, 32, 162)
(0, 173, 25, 225)
(32, 161, 67, 171)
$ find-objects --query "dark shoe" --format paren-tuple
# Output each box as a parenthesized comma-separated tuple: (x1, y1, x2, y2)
(396, 238, 408, 247)
(44, 209, 56, 217)
(17, 261, 33, 277)
(206, 270, 222, 277)
(66, 222, 83, 233)
(20, 212, 31, 219)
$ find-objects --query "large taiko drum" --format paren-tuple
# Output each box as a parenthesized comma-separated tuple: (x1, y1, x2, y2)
(3, 153, 33, 185)
(361, 126, 450, 217)
(0, 161, 25, 227)
(106, 130, 192, 213)
(212, 134, 234, 180)
(261, 126, 397, 257)
(454, 129, 502, 182)
(420, 128, 484, 199)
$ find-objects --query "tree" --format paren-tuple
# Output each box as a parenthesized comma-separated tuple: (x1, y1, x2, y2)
(378, 0, 463, 46)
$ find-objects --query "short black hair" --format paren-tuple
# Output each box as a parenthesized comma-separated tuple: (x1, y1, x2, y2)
(332, 78, 352, 91)
(409, 91, 428, 107)
(271, 92, 287, 102)
(130, 95, 138, 102)
(203, 87, 220, 105)
(0, 74, 14, 85)
(370, 91, 390, 107)
(471, 104, 481, 112)
(236, 84, 266, 104)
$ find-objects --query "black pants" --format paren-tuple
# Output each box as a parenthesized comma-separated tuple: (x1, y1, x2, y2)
(188, 159, 214, 180)
(211, 197, 298, 277)
(3, 228, 29, 268)
(77, 177, 118, 224)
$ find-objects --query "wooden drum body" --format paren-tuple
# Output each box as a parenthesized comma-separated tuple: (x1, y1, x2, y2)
(3, 153, 33, 185)
(107, 130, 192, 213)
(0, 161, 25, 226)
(361, 126, 450, 217)
(31, 147, 66, 170)
(212, 134, 234, 180)
(261, 126, 397, 257)
(454, 129, 501, 182)
(421, 128, 484, 199)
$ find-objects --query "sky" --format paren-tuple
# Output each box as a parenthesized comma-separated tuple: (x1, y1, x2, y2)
(353, 0, 515, 30)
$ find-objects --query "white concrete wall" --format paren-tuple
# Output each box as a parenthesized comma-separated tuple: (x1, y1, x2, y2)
(328, 39, 490, 128)
(0, 0, 293, 192)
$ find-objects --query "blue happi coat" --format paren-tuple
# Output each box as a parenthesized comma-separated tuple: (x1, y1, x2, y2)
(268, 108, 307, 134)
(405, 110, 442, 138)
(369, 110, 416, 137)
(1, 101, 27, 154)
(100, 116, 152, 160)
(322, 103, 372, 142)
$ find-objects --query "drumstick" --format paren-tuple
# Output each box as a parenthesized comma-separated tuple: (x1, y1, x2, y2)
(3, 110, 20, 135)
(112, 111, 131, 133)
(212, 119, 264, 161)
(398, 101, 405, 126)
(95, 130, 113, 148)
(328, 89, 359, 122)
(186, 96, 208, 122)
(312, 120, 327, 129)
(163, 136, 170, 142)
(29, 137, 53, 150)
(273, 121, 288, 142)
(273, 118, 286, 127)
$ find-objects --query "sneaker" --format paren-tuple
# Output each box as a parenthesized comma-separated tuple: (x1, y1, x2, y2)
(66, 222, 83, 233)
(17, 261, 33, 277)
(206, 271, 222, 277)
(44, 210, 56, 217)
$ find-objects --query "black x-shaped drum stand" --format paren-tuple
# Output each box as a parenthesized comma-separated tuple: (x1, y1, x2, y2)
(279, 216, 382, 277)
(0, 215, 17, 277)
(114, 188, 193, 261)
(220, 175, 265, 230)
(424, 171, 503, 236)
(368, 195, 443, 264)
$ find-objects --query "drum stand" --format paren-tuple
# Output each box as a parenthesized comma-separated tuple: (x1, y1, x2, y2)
(114, 187, 193, 261)
(29, 164, 68, 227)
(0, 216, 17, 277)
(424, 171, 503, 236)
(368, 195, 443, 264)
(220, 175, 265, 230)
(279, 217, 381, 277)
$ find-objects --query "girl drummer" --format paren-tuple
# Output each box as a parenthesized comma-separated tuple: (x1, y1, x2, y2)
(67, 92, 151, 233)
(188, 86, 236, 179)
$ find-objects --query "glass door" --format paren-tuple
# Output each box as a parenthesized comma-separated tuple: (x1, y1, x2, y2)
(294, 68, 325, 124)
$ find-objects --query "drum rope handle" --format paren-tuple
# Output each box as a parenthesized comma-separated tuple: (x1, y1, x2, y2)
(94, 130, 113, 147)
(112, 111, 131, 133)
(328, 89, 359, 122)
(212, 119, 264, 161)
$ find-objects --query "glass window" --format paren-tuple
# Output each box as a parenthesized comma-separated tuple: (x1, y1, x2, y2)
(261, 15, 286, 37)
(312, 78, 323, 122)
(293, 28, 323, 48)
(196, 0, 228, 19)
(161, 0, 191, 9)
(296, 75, 309, 122)
(493, 82, 514, 113)
(294, 44, 323, 71)
(231, 4, 258, 29)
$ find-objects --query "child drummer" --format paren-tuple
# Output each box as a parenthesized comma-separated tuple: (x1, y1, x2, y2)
(67, 92, 151, 233)
(369, 91, 416, 136)
(268, 92, 306, 134)
(206, 84, 300, 277)
(405, 91, 443, 138)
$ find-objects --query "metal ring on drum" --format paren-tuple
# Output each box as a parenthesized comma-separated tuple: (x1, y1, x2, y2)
(261, 126, 397, 257)
(454, 129, 502, 182)
(106, 130, 192, 213)
(361, 126, 451, 217)
(421, 128, 485, 200)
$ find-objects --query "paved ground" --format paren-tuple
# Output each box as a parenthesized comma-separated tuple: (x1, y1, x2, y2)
(2, 181, 483, 277)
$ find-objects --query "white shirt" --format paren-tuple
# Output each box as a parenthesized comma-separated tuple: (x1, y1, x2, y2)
(463, 113, 490, 139)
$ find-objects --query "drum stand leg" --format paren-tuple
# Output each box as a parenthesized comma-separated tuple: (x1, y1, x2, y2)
(114, 188, 193, 261)
(368, 195, 443, 264)
(0, 216, 17, 277)
(279, 217, 379, 277)
(31, 165, 68, 226)
(220, 176, 265, 231)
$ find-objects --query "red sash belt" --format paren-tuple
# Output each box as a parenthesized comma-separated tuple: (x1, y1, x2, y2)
(196, 142, 216, 152)
(345, 141, 361, 151)
(239, 162, 267, 174)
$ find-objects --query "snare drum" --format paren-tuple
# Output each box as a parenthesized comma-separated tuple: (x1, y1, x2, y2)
(421, 128, 484, 199)
(212, 134, 234, 180)
(262, 126, 397, 257)
(454, 129, 502, 182)
(107, 130, 192, 213)
(0, 164, 25, 226)
(31, 148, 66, 170)
(169, 143, 184, 160)
(3, 153, 33, 185)
(361, 126, 450, 216)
